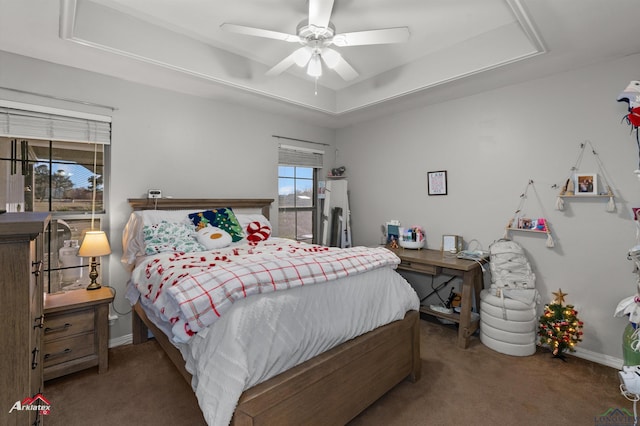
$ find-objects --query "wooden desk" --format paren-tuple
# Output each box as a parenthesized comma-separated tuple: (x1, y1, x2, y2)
(389, 247, 485, 349)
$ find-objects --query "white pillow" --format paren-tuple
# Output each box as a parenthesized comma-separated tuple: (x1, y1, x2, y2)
(196, 226, 233, 250)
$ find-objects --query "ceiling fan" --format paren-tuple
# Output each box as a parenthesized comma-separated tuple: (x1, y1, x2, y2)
(220, 0, 410, 81)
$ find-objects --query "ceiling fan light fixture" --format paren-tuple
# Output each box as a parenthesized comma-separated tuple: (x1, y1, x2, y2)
(293, 47, 312, 67)
(222, 0, 409, 82)
(321, 48, 341, 69)
(307, 54, 322, 77)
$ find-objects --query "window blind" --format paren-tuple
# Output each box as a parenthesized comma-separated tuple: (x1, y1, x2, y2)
(278, 144, 323, 168)
(0, 101, 111, 144)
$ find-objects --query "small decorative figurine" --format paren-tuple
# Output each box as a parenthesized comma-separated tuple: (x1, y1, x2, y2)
(389, 236, 399, 249)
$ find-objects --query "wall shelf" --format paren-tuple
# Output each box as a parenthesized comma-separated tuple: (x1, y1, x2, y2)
(555, 141, 616, 212)
(555, 192, 615, 213)
(558, 194, 612, 199)
(506, 227, 548, 233)
(505, 180, 555, 247)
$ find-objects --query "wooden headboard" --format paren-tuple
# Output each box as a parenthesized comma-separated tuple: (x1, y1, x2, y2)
(127, 198, 274, 219)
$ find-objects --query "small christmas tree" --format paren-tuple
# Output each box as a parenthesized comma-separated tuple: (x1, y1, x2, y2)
(538, 289, 584, 359)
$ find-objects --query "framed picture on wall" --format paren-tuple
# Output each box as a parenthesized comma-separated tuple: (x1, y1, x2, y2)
(574, 173, 597, 195)
(427, 170, 447, 195)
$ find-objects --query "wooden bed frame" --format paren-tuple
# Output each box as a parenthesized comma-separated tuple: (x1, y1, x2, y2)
(127, 198, 421, 425)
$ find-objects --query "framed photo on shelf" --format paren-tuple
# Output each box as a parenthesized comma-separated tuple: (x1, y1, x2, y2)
(442, 234, 462, 253)
(427, 170, 447, 196)
(386, 222, 400, 244)
(574, 173, 597, 195)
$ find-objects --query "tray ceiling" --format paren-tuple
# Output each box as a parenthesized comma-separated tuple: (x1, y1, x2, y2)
(1, 0, 640, 127)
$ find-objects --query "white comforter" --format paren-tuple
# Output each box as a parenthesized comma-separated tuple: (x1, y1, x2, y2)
(182, 266, 418, 425)
(130, 238, 405, 343)
(128, 242, 419, 426)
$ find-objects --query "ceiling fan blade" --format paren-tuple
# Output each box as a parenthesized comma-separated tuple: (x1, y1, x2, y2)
(220, 23, 301, 43)
(308, 0, 334, 29)
(266, 47, 312, 77)
(321, 48, 358, 81)
(333, 27, 410, 47)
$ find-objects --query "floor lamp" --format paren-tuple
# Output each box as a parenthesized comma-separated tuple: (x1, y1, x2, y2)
(78, 143, 111, 290)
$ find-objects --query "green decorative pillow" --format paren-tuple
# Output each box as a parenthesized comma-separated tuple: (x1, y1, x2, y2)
(143, 221, 205, 255)
(188, 208, 244, 242)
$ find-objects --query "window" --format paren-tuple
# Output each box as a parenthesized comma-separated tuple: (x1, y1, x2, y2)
(278, 166, 316, 243)
(0, 102, 111, 293)
(0, 138, 108, 293)
(277, 144, 323, 244)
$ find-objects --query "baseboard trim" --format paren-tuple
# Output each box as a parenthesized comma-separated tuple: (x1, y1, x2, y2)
(109, 333, 133, 348)
(573, 347, 622, 369)
(109, 332, 624, 369)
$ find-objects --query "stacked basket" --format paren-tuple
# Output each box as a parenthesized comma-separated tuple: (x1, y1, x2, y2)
(480, 239, 539, 356)
(479, 289, 537, 356)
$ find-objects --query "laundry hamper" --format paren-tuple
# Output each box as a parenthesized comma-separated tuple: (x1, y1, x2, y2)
(480, 289, 538, 356)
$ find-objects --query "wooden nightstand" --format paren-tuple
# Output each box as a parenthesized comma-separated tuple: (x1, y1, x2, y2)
(43, 287, 114, 381)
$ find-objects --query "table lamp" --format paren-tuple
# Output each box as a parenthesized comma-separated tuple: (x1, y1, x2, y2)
(78, 230, 111, 290)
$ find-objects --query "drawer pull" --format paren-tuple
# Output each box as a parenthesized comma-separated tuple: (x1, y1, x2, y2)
(33, 315, 44, 329)
(44, 348, 72, 360)
(32, 260, 43, 277)
(44, 323, 72, 334)
(31, 347, 39, 369)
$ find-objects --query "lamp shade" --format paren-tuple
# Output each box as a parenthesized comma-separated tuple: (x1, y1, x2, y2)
(307, 55, 322, 77)
(321, 48, 341, 69)
(78, 231, 112, 257)
(293, 46, 313, 67)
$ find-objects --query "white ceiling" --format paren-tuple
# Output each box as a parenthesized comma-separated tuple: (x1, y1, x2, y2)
(1, 0, 640, 128)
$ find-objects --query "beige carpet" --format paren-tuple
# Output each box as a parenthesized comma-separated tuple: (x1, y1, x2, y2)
(44, 318, 629, 425)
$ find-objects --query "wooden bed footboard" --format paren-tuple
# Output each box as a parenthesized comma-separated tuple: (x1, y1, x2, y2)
(132, 304, 421, 425)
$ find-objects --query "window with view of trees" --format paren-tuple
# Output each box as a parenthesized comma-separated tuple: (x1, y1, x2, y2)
(278, 166, 316, 244)
(0, 137, 108, 293)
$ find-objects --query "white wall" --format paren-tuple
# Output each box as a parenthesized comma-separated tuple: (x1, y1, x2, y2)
(337, 53, 640, 366)
(0, 51, 336, 342)
(4, 48, 639, 366)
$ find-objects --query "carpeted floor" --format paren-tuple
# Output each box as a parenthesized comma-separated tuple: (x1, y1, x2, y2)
(44, 318, 629, 425)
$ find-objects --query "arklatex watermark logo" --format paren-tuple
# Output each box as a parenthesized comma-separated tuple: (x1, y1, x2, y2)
(9, 393, 51, 416)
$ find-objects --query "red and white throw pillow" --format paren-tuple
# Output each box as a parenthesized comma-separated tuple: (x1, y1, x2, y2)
(245, 221, 271, 243)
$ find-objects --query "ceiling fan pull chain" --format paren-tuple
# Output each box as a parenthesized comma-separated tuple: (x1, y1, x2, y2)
(314, 77, 318, 96)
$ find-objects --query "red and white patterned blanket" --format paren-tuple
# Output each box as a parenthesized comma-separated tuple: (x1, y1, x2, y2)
(130, 239, 400, 342)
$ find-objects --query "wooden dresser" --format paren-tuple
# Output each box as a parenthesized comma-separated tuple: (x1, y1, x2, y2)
(0, 212, 50, 426)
